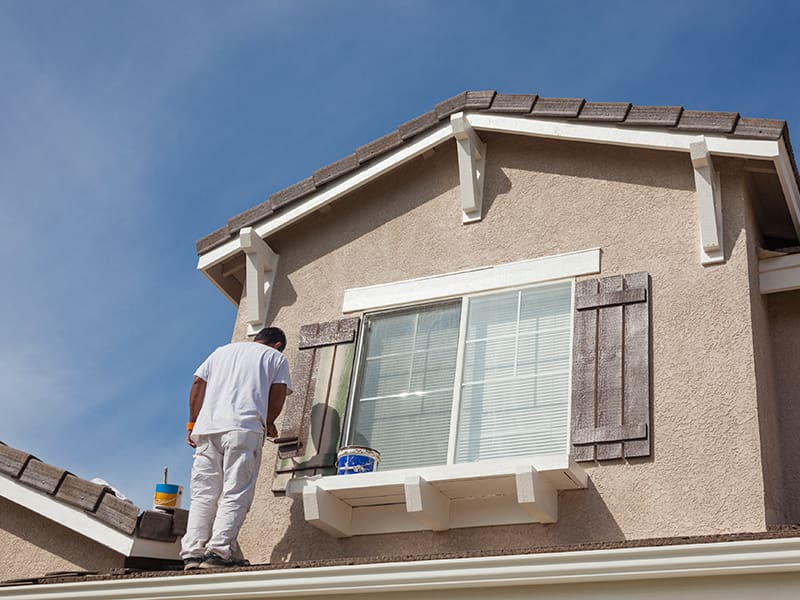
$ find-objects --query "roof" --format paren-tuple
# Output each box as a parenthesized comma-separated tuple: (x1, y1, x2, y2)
(0, 441, 139, 534)
(0, 441, 186, 561)
(196, 90, 790, 256)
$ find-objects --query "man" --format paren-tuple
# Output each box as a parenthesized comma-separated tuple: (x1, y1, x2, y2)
(181, 327, 291, 570)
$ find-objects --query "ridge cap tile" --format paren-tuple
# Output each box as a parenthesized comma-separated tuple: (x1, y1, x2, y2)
(398, 109, 439, 140)
(268, 176, 316, 211)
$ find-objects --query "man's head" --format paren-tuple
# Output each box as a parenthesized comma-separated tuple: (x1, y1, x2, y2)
(254, 327, 286, 352)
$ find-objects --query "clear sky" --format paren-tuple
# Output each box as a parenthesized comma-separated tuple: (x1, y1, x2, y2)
(1, 1, 799, 509)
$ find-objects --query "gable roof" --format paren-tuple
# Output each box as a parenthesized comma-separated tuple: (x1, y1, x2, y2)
(196, 89, 793, 256)
(0, 441, 182, 560)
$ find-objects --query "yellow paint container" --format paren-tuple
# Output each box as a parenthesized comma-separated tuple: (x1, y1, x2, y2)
(154, 483, 183, 509)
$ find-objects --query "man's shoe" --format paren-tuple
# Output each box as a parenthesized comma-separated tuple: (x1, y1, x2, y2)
(183, 558, 202, 571)
(199, 552, 237, 569)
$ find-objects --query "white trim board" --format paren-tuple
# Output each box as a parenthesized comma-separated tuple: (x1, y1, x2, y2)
(0, 473, 134, 556)
(759, 252, 800, 293)
(4, 536, 800, 599)
(342, 248, 601, 313)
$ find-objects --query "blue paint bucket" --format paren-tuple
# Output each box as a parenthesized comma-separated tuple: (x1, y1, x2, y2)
(154, 483, 183, 508)
(336, 446, 380, 475)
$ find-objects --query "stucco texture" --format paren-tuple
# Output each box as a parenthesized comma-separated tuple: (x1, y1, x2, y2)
(767, 288, 800, 522)
(229, 134, 772, 564)
(0, 497, 124, 581)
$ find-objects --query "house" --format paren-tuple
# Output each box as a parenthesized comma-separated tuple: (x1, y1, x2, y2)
(3, 90, 800, 598)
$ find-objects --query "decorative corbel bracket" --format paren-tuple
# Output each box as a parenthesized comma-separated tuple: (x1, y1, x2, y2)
(689, 138, 724, 265)
(451, 112, 487, 223)
(239, 227, 279, 335)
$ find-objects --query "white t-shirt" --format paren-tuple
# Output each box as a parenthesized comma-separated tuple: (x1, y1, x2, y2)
(192, 341, 292, 437)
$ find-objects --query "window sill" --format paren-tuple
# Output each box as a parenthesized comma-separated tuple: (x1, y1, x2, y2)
(285, 454, 587, 537)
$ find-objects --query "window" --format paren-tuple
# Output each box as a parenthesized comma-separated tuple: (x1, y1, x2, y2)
(344, 280, 573, 470)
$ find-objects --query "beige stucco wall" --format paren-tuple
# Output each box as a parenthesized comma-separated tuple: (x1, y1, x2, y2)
(0, 497, 124, 581)
(229, 134, 771, 564)
(767, 288, 800, 521)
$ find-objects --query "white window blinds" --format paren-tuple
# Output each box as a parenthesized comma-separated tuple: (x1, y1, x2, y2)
(347, 281, 572, 470)
(455, 282, 573, 462)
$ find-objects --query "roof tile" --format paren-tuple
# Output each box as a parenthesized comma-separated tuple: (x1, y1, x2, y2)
(398, 110, 439, 140)
(94, 492, 139, 535)
(0, 444, 31, 479)
(356, 130, 403, 164)
(56, 474, 108, 512)
(485, 93, 537, 113)
(18, 460, 67, 495)
(227, 200, 272, 235)
(465, 90, 497, 110)
(530, 97, 585, 118)
(578, 101, 631, 122)
(195, 226, 232, 255)
(435, 91, 468, 119)
(268, 177, 316, 211)
(733, 117, 786, 139)
(677, 110, 739, 133)
(312, 154, 359, 187)
(623, 105, 683, 127)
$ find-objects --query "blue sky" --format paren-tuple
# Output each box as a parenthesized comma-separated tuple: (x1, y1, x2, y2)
(1, 1, 799, 509)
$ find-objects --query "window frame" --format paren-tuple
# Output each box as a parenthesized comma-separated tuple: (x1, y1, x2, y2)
(342, 277, 578, 468)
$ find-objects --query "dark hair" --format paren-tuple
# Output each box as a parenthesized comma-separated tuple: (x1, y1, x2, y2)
(254, 327, 286, 350)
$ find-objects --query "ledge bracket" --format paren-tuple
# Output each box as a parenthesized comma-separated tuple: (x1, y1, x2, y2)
(239, 227, 279, 334)
(451, 112, 487, 223)
(690, 137, 724, 265)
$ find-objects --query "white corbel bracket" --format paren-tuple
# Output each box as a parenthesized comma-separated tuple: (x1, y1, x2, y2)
(451, 112, 487, 223)
(689, 138, 724, 265)
(239, 227, 279, 335)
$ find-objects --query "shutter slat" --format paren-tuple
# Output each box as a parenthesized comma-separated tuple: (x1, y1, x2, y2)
(571, 279, 599, 462)
(596, 275, 624, 460)
(623, 272, 651, 458)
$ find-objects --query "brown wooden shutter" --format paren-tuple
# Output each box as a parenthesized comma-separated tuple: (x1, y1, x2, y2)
(272, 317, 360, 492)
(571, 272, 651, 461)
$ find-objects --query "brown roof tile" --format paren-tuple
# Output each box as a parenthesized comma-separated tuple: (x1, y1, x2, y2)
(676, 110, 740, 133)
(530, 97, 585, 118)
(268, 177, 316, 210)
(227, 200, 272, 235)
(398, 110, 439, 140)
(355, 130, 403, 164)
(733, 117, 786, 139)
(196, 226, 232, 255)
(623, 105, 683, 127)
(0, 444, 31, 479)
(94, 492, 139, 535)
(56, 474, 109, 512)
(485, 93, 537, 113)
(18, 460, 67, 495)
(578, 101, 631, 122)
(312, 154, 359, 186)
(435, 90, 497, 119)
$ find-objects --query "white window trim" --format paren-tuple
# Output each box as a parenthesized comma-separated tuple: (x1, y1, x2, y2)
(291, 250, 597, 537)
(341, 248, 600, 313)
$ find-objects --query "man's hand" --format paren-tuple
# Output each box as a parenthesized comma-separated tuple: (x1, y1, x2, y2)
(266, 422, 278, 438)
(187, 430, 196, 448)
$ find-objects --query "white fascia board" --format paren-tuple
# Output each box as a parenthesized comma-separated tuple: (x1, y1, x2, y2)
(0, 473, 134, 556)
(342, 248, 600, 313)
(466, 113, 782, 158)
(7, 537, 800, 599)
(759, 252, 800, 293)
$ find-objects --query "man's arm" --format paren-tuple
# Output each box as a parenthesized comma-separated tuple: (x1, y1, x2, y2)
(187, 376, 207, 448)
(266, 383, 287, 439)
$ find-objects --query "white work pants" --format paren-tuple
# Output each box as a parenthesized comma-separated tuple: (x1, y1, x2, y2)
(181, 430, 264, 560)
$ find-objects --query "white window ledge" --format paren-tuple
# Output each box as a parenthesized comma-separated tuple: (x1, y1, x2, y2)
(285, 454, 587, 537)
